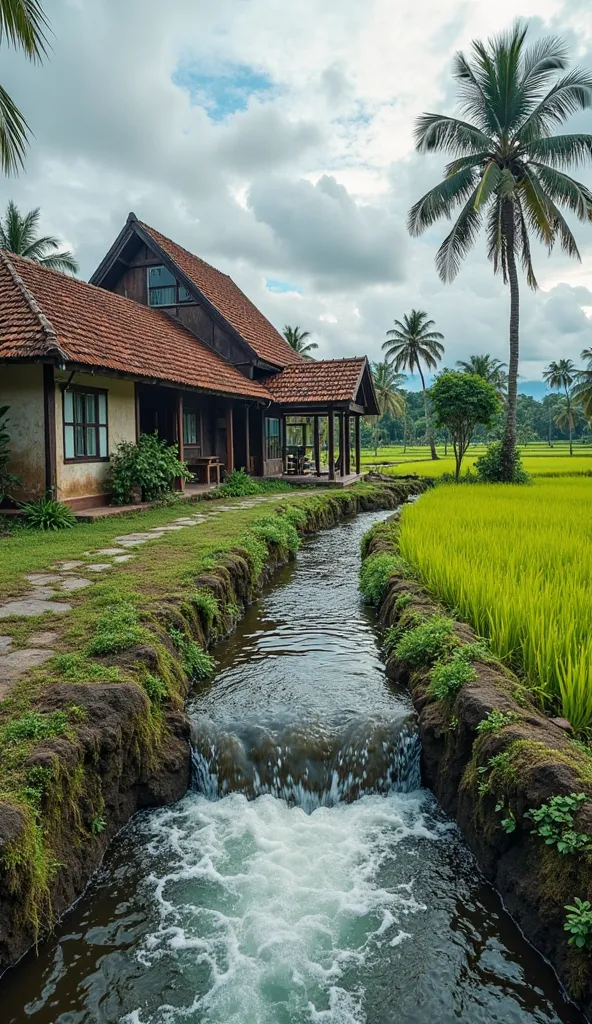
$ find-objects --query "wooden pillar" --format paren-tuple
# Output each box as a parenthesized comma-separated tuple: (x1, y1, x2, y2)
(313, 415, 321, 476)
(43, 364, 57, 497)
(245, 405, 250, 473)
(355, 415, 361, 475)
(260, 408, 267, 476)
(281, 414, 287, 473)
(134, 382, 141, 442)
(338, 412, 346, 477)
(345, 414, 351, 475)
(176, 391, 185, 490)
(226, 401, 234, 474)
(328, 411, 335, 481)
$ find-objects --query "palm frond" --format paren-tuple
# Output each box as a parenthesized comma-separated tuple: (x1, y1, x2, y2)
(521, 36, 569, 90)
(40, 250, 78, 274)
(525, 133, 592, 169)
(530, 163, 592, 221)
(0, 86, 29, 176)
(473, 160, 501, 210)
(452, 51, 501, 136)
(435, 187, 482, 282)
(413, 113, 492, 156)
(518, 69, 592, 141)
(514, 197, 538, 289)
(518, 166, 555, 247)
(0, 0, 48, 60)
(407, 166, 478, 236)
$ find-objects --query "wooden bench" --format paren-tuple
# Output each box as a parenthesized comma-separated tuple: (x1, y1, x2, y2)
(187, 455, 222, 486)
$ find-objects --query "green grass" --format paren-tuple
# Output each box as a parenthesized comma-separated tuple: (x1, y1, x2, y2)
(398, 478, 592, 731)
(360, 442, 592, 477)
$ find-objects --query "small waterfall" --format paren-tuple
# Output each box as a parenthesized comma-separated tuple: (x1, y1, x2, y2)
(191, 714, 421, 811)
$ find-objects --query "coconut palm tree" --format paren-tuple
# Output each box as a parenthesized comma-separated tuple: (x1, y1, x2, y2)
(573, 347, 592, 421)
(456, 353, 508, 394)
(0, 201, 78, 273)
(283, 325, 318, 359)
(383, 309, 444, 459)
(408, 23, 592, 480)
(543, 358, 578, 454)
(371, 361, 406, 419)
(0, 0, 48, 174)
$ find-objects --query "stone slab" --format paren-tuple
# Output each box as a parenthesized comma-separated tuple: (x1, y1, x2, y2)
(114, 533, 156, 543)
(28, 631, 59, 646)
(60, 577, 92, 592)
(55, 560, 85, 571)
(86, 563, 112, 573)
(112, 554, 134, 563)
(0, 648, 54, 693)
(0, 598, 72, 619)
(25, 573, 62, 586)
(95, 548, 127, 556)
(0, 636, 13, 651)
(29, 587, 60, 600)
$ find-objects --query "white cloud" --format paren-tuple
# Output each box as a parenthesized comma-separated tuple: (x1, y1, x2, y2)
(0, 0, 590, 385)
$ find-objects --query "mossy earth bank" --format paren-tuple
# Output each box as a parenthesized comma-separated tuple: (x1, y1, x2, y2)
(0, 480, 425, 972)
(361, 516, 592, 1016)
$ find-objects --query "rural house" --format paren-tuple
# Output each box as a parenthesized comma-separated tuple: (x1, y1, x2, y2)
(0, 213, 378, 511)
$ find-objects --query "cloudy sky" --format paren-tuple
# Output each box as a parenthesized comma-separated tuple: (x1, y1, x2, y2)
(2, 0, 592, 392)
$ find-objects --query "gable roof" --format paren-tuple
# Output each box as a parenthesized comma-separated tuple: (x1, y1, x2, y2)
(0, 253, 271, 400)
(265, 357, 379, 414)
(134, 219, 303, 370)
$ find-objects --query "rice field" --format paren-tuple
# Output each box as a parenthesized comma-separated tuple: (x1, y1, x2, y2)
(382, 453, 592, 478)
(398, 478, 592, 731)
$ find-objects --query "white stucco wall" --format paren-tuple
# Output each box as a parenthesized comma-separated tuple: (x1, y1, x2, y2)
(0, 364, 46, 501)
(54, 371, 136, 501)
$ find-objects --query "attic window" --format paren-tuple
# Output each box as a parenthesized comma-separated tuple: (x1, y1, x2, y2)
(147, 265, 192, 306)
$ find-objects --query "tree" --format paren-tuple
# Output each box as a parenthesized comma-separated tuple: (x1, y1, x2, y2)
(0, 0, 48, 175)
(408, 23, 592, 481)
(430, 372, 501, 480)
(283, 325, 318, 359)
(0, 200, 78, 273)
(543, 358, 578, 454)
(383, 309, 444, 459)
(371, 361, 406, 419)
(456, 353, 508, 394)
(573, 348, 592, 422)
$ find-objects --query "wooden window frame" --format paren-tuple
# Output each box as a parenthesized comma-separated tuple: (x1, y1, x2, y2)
(265, 416, 281, 461)
(147, 265, 193, 307)
(62, 385, 109, 464)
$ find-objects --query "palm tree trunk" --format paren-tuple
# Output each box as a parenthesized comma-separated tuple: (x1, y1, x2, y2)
(500, 201, 520, 481)
(565, 385, 573, 455)
(418, 364, 438, 460)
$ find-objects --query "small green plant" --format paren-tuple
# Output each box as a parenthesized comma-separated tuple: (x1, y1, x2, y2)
(395, 594, 414, 613)
(476, 709, 520, 735)
(495, 804, 517, 833)
(90, 814, 107, 835)
(1, 710, 70, 745)
(86, 602, 147, 656)
(393, 615, 456, 667)
(21, 497, 77, 531)
(192, 590, 219, 630)
(359, 553, 407, 605)
(168, 626, 216, 680)
(475, 441, 530, 484)
(142, 673, 169, 704)
(564, 898, 592, 949)
(109, 432, 192, 504)
(217, 468, 263, 497)
(477, 750, 517, 796)
(527, 793, 591, 854)
(279, 504, 308, 530)
(52, 653, 120, 683)
(252, 515, 300, 555)
(428, 650, 477, 701)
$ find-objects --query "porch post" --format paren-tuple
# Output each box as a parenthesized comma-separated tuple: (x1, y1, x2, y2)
(328, 410, 335, 481)
(313, 415, 321, 476)
(176, 391, 185, 490)
(281, 414, 287, 473)
(260, 408, 267, 476)
(355, 415, 361, 475)
(43, 364, 57, 497)
(344, 414, 351, 475)
(245, 405, 250, 473)
(226, 401, 234, 474)
(338, 412, 346, 477)
(134, 382, 141, 442)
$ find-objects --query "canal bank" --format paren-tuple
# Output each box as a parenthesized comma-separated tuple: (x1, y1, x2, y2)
(1, 508, 582, 1024)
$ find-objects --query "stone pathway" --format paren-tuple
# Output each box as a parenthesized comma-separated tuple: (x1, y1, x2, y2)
(0, 495, 285, 690)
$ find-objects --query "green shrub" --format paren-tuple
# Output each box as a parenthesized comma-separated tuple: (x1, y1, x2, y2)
(21, 497, 77, 531)
(86, 602, 147, 656)
(109, 432, 192, 504)
(527, 793, 591, 854)
(393, 615, 455, 666)
(52, 653, 120, 683)
(192, 590, 219, 629)
(279, 505, 308, 530)
(1, 710, 70, 745)
(475, 441, 530, 484)
(90, 814, 107, 835)
(252, 514, 300, 555)
(142, 673, 169, 704)
(216, 468, 263, 497)
(359, 553, 406, 605)
(168, 626, 216, 680)
(476, 709, 520, 734)
(564, 898, 592, 949)
(428, 651, 477, 701)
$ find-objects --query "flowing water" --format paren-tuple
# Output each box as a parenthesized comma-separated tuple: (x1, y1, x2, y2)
(0, 511, 584, 1024)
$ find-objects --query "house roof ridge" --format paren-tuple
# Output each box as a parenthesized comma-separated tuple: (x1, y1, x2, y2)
(136, 219, 224, 276)
(0, 251, 68, 361)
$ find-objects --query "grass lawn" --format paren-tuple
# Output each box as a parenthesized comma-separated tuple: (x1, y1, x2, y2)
(398, 477, 592, 731)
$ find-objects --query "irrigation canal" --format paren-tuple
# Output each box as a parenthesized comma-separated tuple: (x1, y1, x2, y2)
(1, 510, 584, 1023)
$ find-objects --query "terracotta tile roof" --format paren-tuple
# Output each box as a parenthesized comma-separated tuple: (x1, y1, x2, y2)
(265, 357, 368, 405)
(0, 253, 271, 400)
(137, 220, 303, 369)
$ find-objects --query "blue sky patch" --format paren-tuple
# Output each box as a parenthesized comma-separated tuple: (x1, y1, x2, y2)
(266, 278, 302, 294)
(173, 62, 276, 120)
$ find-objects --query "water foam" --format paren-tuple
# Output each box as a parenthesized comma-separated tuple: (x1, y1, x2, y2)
(123, 788, 438, 1024)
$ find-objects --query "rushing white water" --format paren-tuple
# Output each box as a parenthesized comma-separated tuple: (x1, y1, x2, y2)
(122, 789, 441, 1024)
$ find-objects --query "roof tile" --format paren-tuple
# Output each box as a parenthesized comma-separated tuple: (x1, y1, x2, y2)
(265, 358, 367, 405)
